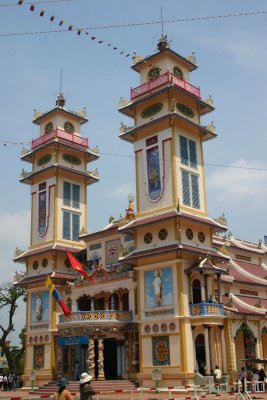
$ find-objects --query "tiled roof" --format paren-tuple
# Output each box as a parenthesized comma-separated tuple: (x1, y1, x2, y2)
(223, 294, 266, 315)
(14, 244, 84, 262)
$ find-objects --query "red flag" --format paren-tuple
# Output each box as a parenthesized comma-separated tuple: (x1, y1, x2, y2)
(66, 250, 95, 282)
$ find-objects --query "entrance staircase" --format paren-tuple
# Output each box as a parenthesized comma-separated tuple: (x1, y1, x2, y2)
(29, 380, 138, 396)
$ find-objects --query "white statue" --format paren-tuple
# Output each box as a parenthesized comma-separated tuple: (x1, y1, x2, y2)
(36, 293, 42, 321)
(152, 270, 162, 305)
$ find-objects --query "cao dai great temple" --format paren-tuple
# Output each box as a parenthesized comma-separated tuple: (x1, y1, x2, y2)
(14, 36, 267, 388)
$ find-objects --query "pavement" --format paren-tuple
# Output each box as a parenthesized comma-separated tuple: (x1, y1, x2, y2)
(1, 388, 267, 400)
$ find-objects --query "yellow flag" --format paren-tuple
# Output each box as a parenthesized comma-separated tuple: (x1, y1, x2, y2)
(45, 275, 55, 294)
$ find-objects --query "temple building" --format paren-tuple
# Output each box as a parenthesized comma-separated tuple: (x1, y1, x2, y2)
(14, 36, 267, 388)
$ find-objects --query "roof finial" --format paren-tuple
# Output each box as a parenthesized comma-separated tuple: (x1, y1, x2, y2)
(157, 8, 169, 51)
(56, 68, 65, 108)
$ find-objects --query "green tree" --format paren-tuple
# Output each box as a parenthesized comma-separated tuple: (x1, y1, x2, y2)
(0, 284, 25, 373)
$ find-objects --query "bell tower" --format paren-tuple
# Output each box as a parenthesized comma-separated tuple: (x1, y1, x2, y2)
(15, 93, 99, 385)
(119, 37, 227, 386)
(119, 35, 215, 219)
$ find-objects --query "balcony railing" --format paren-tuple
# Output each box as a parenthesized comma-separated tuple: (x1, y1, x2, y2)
(190, 302, 224, 317)
(31, 128, 88, 150)
(130, 71, 201, 100)
(58, 310, 132, 324)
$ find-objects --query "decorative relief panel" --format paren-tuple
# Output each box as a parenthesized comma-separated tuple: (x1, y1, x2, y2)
(152, 336, 170, 366)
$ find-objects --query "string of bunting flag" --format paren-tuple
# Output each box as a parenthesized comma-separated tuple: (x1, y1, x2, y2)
(17, 0, 133, 58)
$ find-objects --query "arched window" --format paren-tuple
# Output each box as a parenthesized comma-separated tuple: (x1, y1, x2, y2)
(109, 293, 119, 310)
(192, 279, 202, 303)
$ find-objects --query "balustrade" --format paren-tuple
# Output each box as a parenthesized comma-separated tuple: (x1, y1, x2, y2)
(130, 71, 201, 100)
(58, 309, 132, 324)
(190, 302, 224, 317)
(31, 128, 88, 150)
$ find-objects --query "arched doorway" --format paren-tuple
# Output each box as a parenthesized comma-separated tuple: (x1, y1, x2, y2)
(262, 326, 267, 357)
(235, 323, 256, 372)
(195, 333, 206, 375)
(192, 279, 202, 303)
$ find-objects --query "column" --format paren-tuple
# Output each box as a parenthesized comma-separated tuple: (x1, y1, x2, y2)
(91, 298, 95, 311)
(111, 294, 115, 310)
(200, 274, 205, 302)
(188, 273, 192, 303)
(97, 337, 105, 380)
(87, 336, 95, 380)
(117, 342, 122, 378)
(203, 325, 211, 375)
(225, 319, 237, 379)
(121, 342, 126, 375)
(57, 345, 63, 379)
(191, 326, 198, 371)
(208, 326, 214, 373)
(128, 288, 135, 315)
(217, 274, 222, 303)
(220, 326, 227, 374)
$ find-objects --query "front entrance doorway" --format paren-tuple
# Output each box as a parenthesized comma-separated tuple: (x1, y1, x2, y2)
(104, 338, 117, 379)
(195, 334, 206, 375)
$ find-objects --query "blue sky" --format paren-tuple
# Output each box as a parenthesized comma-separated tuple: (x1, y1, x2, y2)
(1, 0, 267, 343)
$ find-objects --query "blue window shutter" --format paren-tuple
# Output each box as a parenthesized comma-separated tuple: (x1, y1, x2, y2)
(63, 211, 70, 240)
(72, 184, 80, 208)
(180, 136, 189, 165)
(191, 174, 200, 209)
(63, 182, 71, 206)
(189, 140, 197, 168)
(182, 170, 190, 206)
(72, 214, 80, 241)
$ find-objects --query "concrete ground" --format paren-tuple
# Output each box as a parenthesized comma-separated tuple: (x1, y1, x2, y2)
(0, 388, 267, 400)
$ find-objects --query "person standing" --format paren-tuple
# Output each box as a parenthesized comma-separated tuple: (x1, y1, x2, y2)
(53, 378, 73, 400)
(253, 369, 260, 392)
(0, 373, 3, 390)
(259, 368, 266, 391)
(214, 365, 222, 385)
(240, 367, 246, 393)
(79, 373, 95, 400)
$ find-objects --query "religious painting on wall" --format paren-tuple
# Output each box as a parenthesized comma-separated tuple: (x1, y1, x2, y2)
(33, 345, 45, 369)
(152, 336, 170, 366)
(145, 267, 173, 308)
(105, 239, 121, 265)
(31, 291, 49, 323)
(147, 146, 162, 202)
(38, 184, 47, 236)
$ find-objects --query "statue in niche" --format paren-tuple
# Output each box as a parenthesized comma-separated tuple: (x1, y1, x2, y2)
(152, 270, 162, 306)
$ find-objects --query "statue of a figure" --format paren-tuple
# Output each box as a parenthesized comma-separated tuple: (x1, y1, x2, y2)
(152, 270, 162, 306)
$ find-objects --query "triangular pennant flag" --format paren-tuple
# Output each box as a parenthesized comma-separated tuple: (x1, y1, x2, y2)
(45, 275, 70, 317)
(66, 250, 95, 282)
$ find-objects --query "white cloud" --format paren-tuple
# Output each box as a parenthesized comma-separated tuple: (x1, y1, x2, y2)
(206, 158, 267, 207)
(0, 211, 29, 345)
(0, 210, 30, 281)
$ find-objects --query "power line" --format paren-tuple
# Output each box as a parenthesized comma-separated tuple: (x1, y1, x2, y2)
(1, 139, 266, 172)
(0, 0, 72, 6)
(1, 9, 267, 37)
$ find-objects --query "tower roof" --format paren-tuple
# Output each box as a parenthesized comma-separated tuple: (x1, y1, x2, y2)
(131, 46, 198, 73)
(32, 93, 88, 125)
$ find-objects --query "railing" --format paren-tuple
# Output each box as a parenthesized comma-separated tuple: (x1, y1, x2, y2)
(31, 128, 88, 149)
(58, 310, 132, 324)
(190, 302, 224, 317)
(130, 71, 201, 100)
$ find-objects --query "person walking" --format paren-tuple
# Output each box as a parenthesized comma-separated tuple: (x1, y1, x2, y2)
(79, 373, 95, 400)
(214, 365, 222, 385)
(53, 378, 73, 400)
